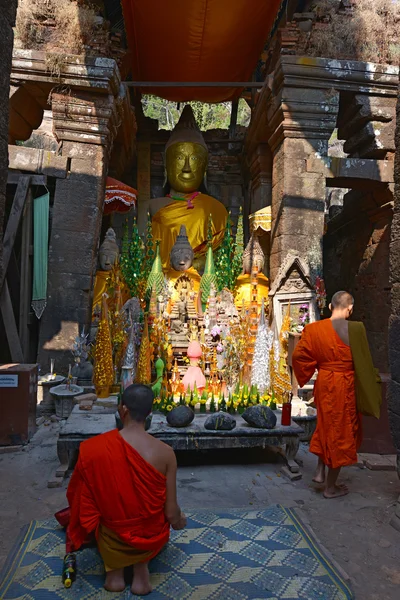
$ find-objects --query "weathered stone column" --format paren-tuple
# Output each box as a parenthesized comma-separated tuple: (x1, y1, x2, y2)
(266, 75, 339, 283)
(38, 91, 119, 372)
(389, 82, 400, 530)
(0, 1, 17, 281)
(248, 143, 273, 214)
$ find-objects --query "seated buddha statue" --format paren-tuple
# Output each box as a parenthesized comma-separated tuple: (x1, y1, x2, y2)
(166, 225, 201, 290)
(137, 105, 227, 268)
(92, 228, 129, 317)
(167, 226, 201, 319)
(234, 233, 269, 310)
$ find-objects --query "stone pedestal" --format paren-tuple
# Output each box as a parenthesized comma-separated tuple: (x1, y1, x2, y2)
(57, 407, 304, 474)
(37, 375, 65, 416)
(50, 384, 84, 419)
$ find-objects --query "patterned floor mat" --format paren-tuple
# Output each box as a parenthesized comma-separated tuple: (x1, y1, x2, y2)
(0, 506, 353, 599)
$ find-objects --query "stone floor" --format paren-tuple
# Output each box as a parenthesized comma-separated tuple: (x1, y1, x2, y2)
(1, 422, 400, 599)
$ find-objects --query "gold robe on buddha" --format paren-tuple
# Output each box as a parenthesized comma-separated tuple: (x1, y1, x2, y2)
(152, 193, 227, 268)
(92, 271, 130, 317)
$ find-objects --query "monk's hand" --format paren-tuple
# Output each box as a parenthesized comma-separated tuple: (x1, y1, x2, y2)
(172, 512, 187, 530)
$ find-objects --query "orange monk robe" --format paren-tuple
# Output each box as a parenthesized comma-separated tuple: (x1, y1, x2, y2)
(292, 319, 362, 469)
(66, 429, 169, 569)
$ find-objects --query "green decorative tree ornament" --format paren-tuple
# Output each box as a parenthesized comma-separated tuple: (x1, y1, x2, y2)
(232, 207, 244, 285)
(146, 241, 164, 302)
(120, 219, 130, 286)
(215, 212, 233, 291)
(200, 243, 218, 311)
(126, 218, 145, 297)
(144, 212, 155, 280)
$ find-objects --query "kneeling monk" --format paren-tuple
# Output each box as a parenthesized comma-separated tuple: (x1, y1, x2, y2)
(65, 384, 186, 595)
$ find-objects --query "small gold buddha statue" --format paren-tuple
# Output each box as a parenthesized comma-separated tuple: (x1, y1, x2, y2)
(166, 225, 201, 294)
(92, 228, 129, 316)
(234, 233, 269, 310)
(138, 106, 227, 268)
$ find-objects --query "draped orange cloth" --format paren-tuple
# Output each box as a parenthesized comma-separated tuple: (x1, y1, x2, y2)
(292, 320, 362, 469)
(152, 193, 227, 268)
(121, 0, 284, 102)
(66, 430, 170, 558)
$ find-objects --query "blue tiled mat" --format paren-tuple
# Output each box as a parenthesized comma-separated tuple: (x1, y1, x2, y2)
(0, 506, 353, 599)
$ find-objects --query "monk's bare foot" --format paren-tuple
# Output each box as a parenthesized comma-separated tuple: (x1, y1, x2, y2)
(104, 568, 125, 592)
(312, 460, 326, 484)
(131, 562, 153, 596)
(323, 484, 349, 499)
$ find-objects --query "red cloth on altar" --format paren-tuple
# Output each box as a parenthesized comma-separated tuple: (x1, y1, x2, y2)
(61, 429, 169, 556)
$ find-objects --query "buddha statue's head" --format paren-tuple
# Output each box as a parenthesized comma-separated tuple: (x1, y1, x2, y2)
(165, 106, 208, 194)
(243, 233, 265, 275)
(170, 225, 194, 271)
(98, 228, 119, 271)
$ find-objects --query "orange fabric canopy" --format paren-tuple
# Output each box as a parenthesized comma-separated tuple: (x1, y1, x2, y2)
(121, 0, 283, 102)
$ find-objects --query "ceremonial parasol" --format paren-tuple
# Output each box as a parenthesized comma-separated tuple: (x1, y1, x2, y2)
(104, 177, 137, 215)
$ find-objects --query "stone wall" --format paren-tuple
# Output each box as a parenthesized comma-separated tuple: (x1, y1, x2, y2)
(0, 1, 18, 282)
(389, 82, 400, 497)
(324, 188, 393, 372)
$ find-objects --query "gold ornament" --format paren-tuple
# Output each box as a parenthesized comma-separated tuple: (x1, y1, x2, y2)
(93, 295, 114, 398)
(136, 316, 151, 385)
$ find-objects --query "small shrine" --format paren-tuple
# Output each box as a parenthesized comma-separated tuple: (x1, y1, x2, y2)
(82, 106, 325, 424)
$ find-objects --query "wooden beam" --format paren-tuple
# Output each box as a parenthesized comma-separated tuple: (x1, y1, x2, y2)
(7, 173, 47, 186)
(0, 281, 24, 363)
(229, 100, 239, 139)
(125, 81, 265, 88)
(0, 175, 30, 293)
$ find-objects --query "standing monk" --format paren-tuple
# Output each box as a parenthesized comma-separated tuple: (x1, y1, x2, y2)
(65, 384, 186, 595)
(292, 291, 381, 499)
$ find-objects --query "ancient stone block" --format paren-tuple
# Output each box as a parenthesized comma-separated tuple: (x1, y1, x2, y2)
(48, 232, 95, 274)
(344, 121, 395, 157)
(7, 145, 68, 178)
(79, 400, 94, 411)
(48, 272, 92, 293)
(338, 95, 396, 140)
(62, 141, 106, 160)
(69, 157, 104, 180)
(47, 475, 64, 488)
(51, 193, 101, 235)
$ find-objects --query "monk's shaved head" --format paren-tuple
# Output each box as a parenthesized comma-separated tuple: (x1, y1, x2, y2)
(122, 384, 154, 423)
(331, 291, 354, 310)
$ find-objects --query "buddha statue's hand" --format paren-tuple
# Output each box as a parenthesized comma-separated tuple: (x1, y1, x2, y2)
(171, 512, 187, 530)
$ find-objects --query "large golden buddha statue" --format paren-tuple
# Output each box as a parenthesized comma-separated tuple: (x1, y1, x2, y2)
(138, 106, 227, 268)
